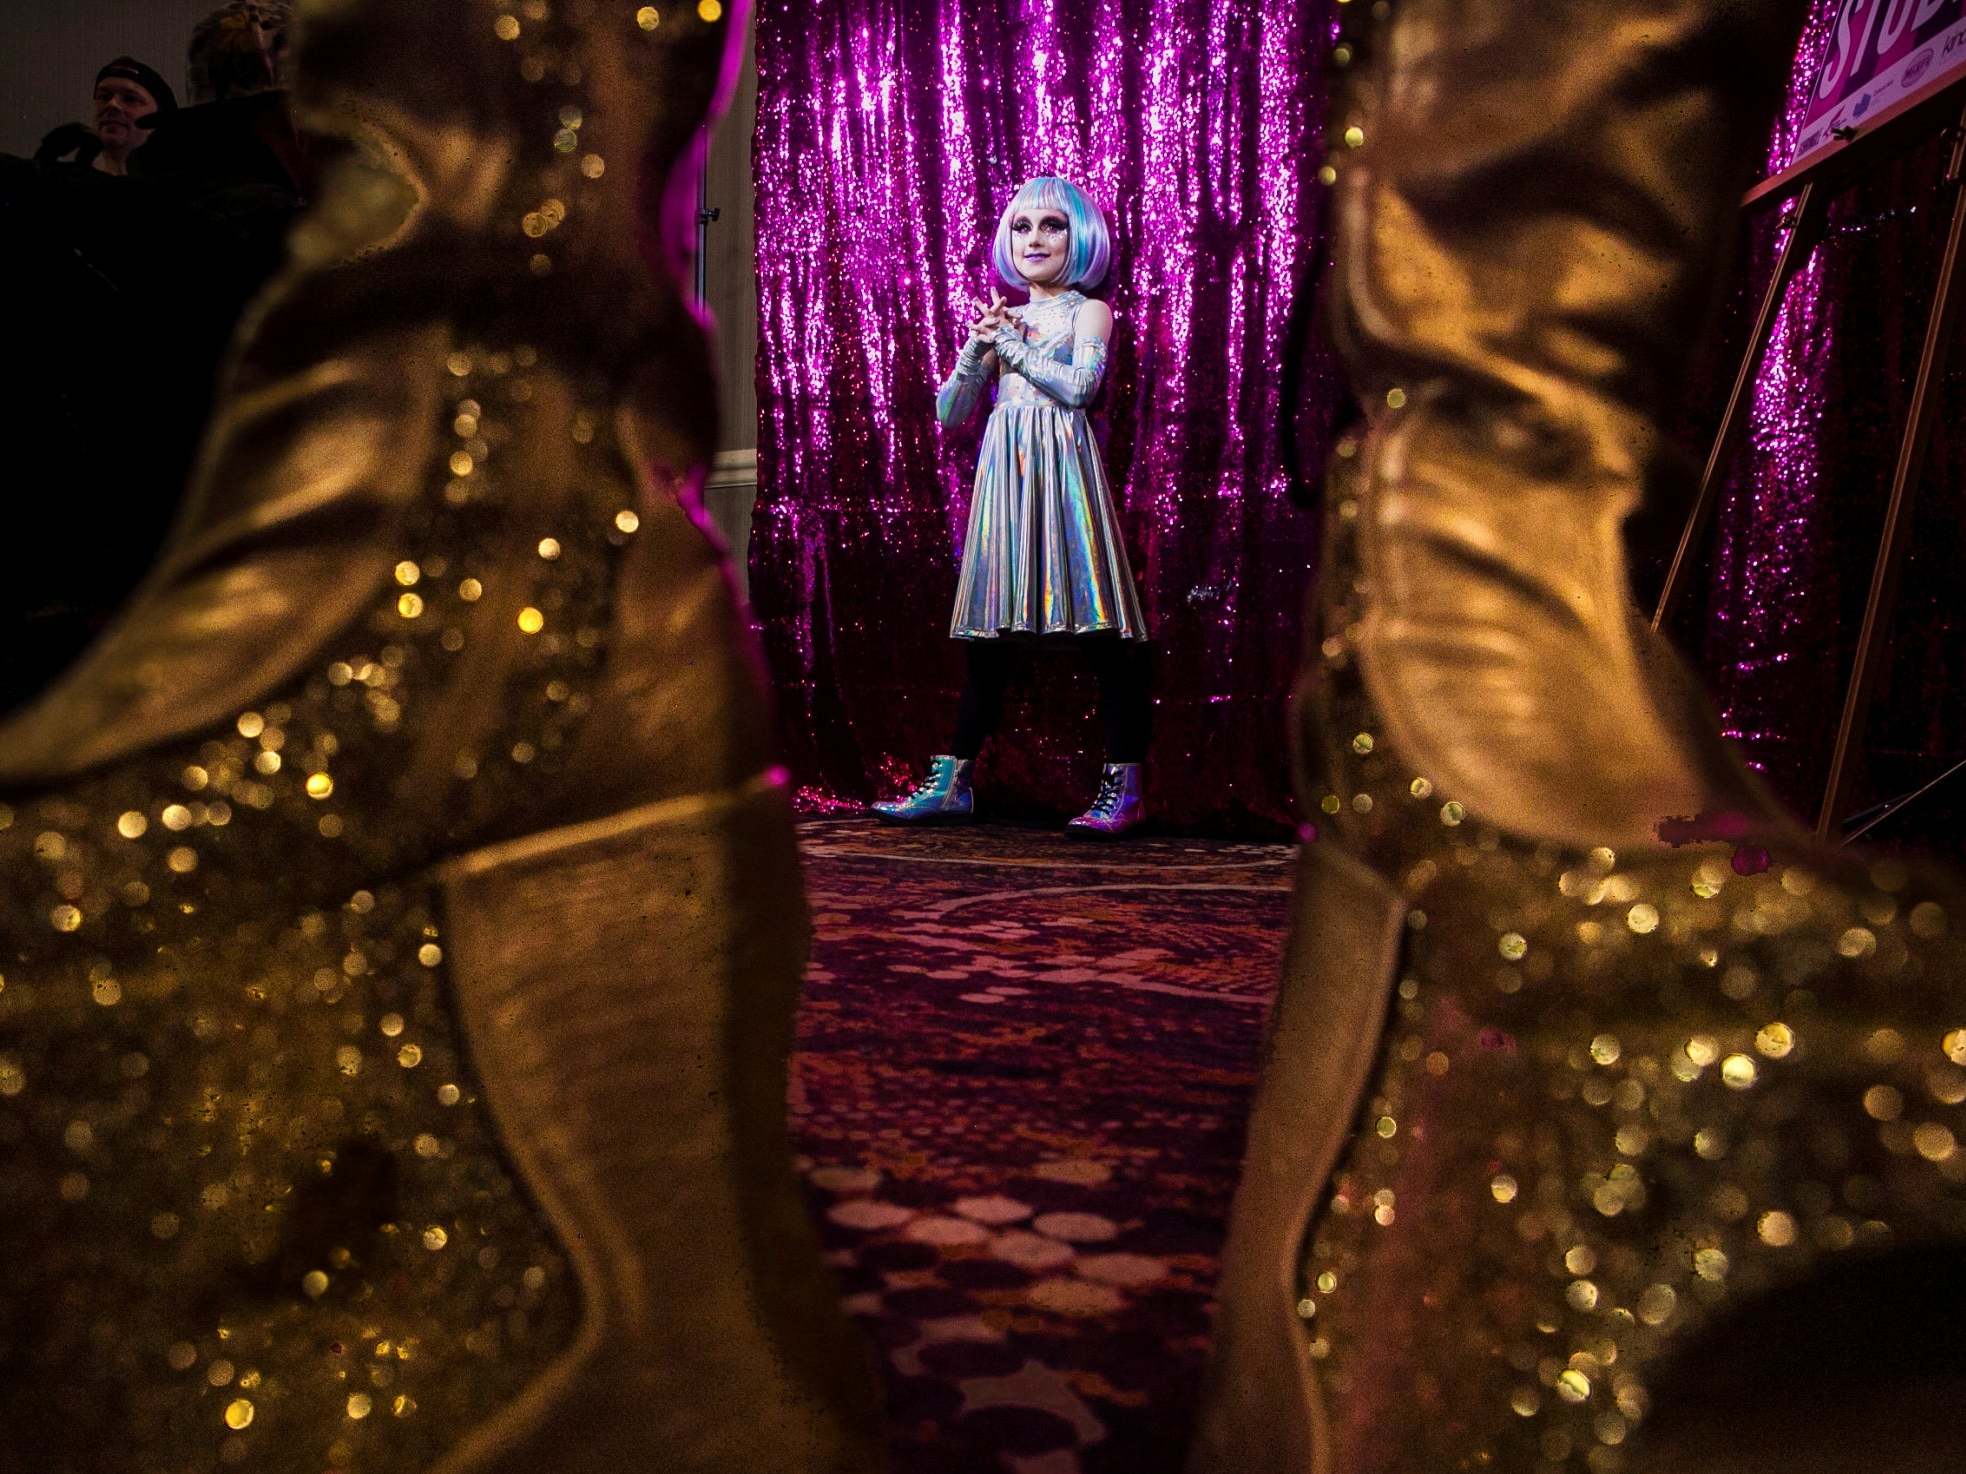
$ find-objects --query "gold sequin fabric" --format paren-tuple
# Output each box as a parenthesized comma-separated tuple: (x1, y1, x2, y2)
(1294, 493, 1966, 1474)
(0, 0, 748, 1463)
(0, 343, 643, 1470)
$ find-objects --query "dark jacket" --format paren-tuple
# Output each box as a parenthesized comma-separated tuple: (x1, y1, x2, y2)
(0, 93, 317, 713)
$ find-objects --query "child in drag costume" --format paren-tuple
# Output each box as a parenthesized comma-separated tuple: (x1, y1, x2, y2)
(874, 175, 1152, 836)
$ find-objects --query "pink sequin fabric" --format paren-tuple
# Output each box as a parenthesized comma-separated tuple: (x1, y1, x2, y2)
(1699, 0, 1966, 824)
(751, 0, 1341, 829)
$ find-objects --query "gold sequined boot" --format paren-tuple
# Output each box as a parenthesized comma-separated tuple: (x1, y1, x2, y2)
(1193, 4, 1966, 1473)
(0, 2, 883, 1471)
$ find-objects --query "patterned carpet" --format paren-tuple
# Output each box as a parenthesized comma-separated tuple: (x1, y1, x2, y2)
(788, 819, 1295, 1474)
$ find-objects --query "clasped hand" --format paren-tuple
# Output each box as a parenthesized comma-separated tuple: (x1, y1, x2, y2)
(967, 287, 1021, 346)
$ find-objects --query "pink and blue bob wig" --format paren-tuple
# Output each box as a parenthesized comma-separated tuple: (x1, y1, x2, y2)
(991, 176, 1111, 291)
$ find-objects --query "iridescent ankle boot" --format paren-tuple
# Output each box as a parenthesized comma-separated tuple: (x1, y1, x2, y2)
(0, 2, 884, 1471)
(1191, 5, 1966, 1474)
(1066, 761, 1145, 838)
(871, 754, 975, 824)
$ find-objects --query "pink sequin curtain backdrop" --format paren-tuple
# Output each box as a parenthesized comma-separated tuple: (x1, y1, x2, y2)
(750, 0, 1338, 830)
(1696, 0, 1966, 827)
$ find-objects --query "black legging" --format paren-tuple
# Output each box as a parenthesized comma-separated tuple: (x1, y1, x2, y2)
(950, 636, 1153, 763)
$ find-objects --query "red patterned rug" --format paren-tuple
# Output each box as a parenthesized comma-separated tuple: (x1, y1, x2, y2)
(788, 819, 1293, 1473)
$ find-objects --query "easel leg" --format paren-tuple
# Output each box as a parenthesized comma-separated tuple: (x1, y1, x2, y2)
(1652, 181, 1826, 632)
(1816, 113, 1966, 840)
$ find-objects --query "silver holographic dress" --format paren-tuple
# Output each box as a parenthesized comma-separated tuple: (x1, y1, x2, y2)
(936, 290, 1149, 641)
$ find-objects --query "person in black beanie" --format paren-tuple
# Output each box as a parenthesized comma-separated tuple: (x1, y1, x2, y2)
(0, 59, 182, 706)
(92, 58, 178, 175)
(31, 58, 180, 175)
(30, 57, 178, 175)
(0, 23, 316, 716)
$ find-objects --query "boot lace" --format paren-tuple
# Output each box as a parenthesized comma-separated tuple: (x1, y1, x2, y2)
(1088, 769, 1126, 818)
(902, 762, 954, 803)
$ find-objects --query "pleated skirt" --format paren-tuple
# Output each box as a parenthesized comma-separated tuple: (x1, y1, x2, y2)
(949, 402, 1149, 641)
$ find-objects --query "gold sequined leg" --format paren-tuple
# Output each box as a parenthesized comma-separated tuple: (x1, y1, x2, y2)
(1192, 841, 1404, 1473)
(1195, 4, 1966, 1474)
(431, 781, 882, 1473)
(1198, 498, 1966, 1474)
(0, 1, 884, 1469)
(1329, 0, 1803, 852)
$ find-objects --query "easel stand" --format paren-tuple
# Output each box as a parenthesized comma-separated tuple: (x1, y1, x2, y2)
(1653, 75, 1966, 842)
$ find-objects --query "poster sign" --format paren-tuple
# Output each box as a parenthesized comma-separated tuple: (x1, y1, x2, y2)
(1792, 0, 1966, 168)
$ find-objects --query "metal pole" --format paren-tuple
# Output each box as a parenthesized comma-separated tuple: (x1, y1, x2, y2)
(1652, 182, 1825, 632)
(1842, 754, 1966, 845)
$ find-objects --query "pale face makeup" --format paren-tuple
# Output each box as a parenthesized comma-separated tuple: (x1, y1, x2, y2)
(1010, 208, 1071, 293)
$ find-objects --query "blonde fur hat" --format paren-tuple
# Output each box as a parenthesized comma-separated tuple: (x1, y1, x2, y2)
(186, 1, 295, 105)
